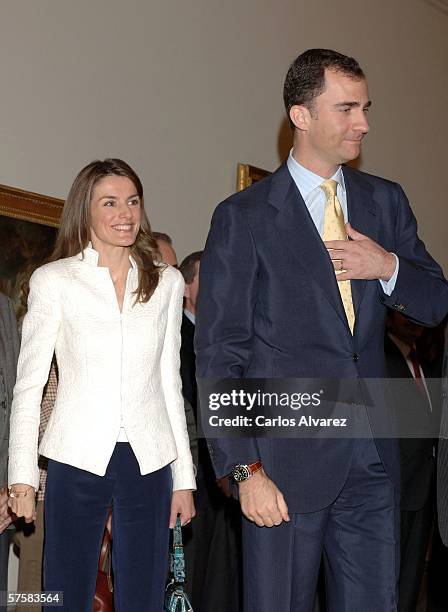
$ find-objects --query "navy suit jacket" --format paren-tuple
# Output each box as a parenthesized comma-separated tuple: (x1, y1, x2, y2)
(195, 163, 448, 513)
(180, 314, 197, 415)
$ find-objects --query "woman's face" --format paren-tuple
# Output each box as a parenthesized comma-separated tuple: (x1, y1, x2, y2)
(89, 175, 142, 253)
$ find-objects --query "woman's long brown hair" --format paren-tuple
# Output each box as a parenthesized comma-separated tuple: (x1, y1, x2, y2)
(51, 159, 161, 302)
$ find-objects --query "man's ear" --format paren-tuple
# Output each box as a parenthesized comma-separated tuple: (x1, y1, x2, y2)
(184, 283, 190, 299)
(289, 105, 312, 132)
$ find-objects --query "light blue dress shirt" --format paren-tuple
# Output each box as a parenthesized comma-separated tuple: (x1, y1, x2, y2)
(286, 151, 398, 295)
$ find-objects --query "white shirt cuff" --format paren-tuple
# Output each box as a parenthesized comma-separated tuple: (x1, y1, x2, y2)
(379, 253, 399, 296)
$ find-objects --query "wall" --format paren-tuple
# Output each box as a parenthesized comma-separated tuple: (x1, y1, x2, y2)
(0, 0, 447, 270)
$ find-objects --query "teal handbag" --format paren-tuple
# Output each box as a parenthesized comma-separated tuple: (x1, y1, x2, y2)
(165, 517, 194, 612)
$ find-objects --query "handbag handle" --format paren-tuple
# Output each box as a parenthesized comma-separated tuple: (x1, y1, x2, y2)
(99, 511, 112, 570)
(98, 510, 113, 592)
(170, 516, 186, 584)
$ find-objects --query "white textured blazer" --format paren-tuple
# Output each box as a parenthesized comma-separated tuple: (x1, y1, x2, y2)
(8, 246, 196, 492)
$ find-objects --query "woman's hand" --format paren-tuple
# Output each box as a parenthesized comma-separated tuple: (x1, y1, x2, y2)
(169, 489, 195, 528)
(7, 484, 36, 523)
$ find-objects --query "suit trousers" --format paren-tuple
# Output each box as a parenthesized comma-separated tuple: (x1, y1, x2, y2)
(183, 459, 242, 611)
(242, 439, 400, 612)
(44, 443, 172, 612)
(398, 484, 435, 612)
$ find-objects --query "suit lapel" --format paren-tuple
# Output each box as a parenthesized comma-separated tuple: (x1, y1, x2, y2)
(268, 164, 348, 327)
(343, 166, 379, 318)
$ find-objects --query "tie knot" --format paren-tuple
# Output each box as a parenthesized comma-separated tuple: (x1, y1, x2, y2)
(320, 179, 338, 200)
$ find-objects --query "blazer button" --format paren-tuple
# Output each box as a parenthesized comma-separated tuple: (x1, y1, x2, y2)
(353, 353, 359, 362)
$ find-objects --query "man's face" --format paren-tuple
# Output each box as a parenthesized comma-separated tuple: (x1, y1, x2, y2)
(293, 69, 371, 173)
(156, 239, 178, 267)
(184, 261, 200, 315)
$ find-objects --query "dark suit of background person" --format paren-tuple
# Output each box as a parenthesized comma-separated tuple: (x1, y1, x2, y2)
(152, 233, 198, 465)
(179, 252, 242, 612)
(385, 312, 438, 612)
(0, 293, 19, 607)
(437, 323, 448, 547)
(426, 319, 448, 612)
(195, 49, 448, 612)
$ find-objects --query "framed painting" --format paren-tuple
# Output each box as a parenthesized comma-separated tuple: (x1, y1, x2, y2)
(236, 163, 271, 191)
(0, 183, 64, 317)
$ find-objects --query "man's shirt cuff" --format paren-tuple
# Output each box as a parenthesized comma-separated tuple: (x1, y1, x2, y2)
(379, 253, 399, 296)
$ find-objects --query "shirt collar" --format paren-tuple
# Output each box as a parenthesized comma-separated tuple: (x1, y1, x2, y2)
(287, 149, 346, 200)
(80, 242, 138, 269)
(184, 309, 196, 325)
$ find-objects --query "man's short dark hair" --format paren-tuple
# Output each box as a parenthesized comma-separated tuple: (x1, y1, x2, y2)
(152, 231, 172, 245)
(283, 49, 365, 126)
(179, 251, 202, 284)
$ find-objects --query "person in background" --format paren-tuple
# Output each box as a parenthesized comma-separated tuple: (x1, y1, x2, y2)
(179, 252, 201, 421)
(13, 358, 57, 612)
(153, 231, 178, 267)
(179, 250, 242, 611)
(427, 315, 448, 611)
(9, 256, 58, 612)
(437, 318, 448, 545)
(385, 311, 438, 611)
(153, 235, 198, 467)
(0, 293, 19, 610)
(8, 158, 195, 611)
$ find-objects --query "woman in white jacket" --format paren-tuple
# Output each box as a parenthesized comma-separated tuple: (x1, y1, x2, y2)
(8, 158, 196, 611)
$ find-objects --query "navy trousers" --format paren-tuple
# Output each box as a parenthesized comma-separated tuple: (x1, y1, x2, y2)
(44, 443, 172, 612)
(243, 439, 400, 612)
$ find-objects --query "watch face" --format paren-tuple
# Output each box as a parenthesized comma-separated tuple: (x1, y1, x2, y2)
(233, 464, 251, 482)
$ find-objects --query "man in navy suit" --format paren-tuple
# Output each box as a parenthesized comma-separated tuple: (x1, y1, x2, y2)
(195, 49, 448, 611)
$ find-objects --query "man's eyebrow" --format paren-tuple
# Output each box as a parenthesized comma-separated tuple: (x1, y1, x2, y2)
(333, 100, 372, 109)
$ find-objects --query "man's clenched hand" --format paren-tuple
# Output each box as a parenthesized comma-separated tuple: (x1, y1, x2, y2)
(238, 469, 290, 527)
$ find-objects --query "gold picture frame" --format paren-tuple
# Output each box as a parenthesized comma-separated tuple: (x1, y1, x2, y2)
(0, 183, 63, 228)
(0, 183, 63, 313)
(236, 163, 271, 191)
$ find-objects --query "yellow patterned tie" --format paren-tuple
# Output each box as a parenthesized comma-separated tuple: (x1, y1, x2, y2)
(320, 179, 355, 333)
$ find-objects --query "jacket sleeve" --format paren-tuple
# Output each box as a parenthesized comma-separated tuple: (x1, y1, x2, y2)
(195, 202, 261, 478)
(161, 271, 196, 491)
(0, 295, 20, 486)
(381, 184, 448, 324)
(8, 267, 61, 489)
